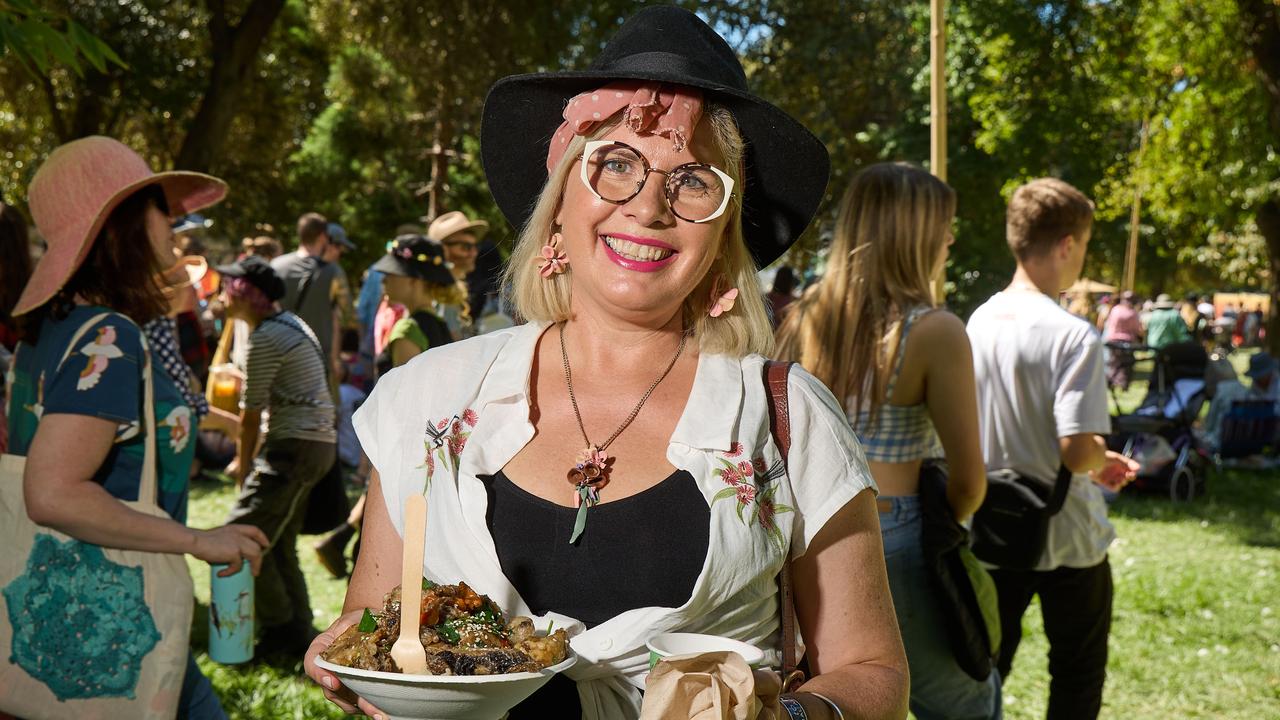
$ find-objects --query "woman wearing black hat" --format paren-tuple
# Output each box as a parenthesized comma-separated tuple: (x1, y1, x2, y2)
(306, 8, 907, 719)
(311, 235, 467, 577)
(217, 255, 338, 657)
(372, 234, 466, 375)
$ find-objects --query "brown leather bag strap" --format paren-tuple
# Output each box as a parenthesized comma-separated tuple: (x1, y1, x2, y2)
(764, 360, 804, 689)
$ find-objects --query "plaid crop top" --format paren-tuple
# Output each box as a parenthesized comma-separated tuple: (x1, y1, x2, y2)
(849, 306, 943, 463)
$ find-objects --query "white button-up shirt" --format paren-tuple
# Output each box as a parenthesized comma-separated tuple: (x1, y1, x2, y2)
(353, 322, 875, 718)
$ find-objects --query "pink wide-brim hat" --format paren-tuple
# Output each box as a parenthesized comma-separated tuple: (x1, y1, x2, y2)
(13, 136, 228, 316)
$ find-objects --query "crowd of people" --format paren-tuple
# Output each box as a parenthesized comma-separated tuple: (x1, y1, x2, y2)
(0, 6, 1271, 720)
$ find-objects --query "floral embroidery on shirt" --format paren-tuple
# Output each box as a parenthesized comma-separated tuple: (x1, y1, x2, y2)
(76, 326, 124, 391)
(712, 446, 792, 550)
(420, 408, 478, 488)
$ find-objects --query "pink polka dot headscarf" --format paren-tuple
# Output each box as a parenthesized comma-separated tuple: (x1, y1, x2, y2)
(545, 81, 704, 174)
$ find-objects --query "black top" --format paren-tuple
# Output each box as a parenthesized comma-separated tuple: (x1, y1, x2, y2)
(485, 468, 711, 719)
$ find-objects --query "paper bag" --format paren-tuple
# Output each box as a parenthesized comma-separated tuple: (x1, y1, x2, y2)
(640, 650, 783, 720)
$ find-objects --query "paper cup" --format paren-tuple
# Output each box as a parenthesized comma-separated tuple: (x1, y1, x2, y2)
(645, 632, 765, 670)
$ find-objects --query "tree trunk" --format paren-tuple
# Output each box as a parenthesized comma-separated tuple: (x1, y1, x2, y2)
(68, 70, 114, 139)
(425, 112, 454, 223)
(1238, 0, 1280, 354)
(174, 0, 286, 172)
(1256, 199, 1280, 356)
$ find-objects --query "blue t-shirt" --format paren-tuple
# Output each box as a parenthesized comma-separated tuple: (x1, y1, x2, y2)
(6, 306, 196, 523)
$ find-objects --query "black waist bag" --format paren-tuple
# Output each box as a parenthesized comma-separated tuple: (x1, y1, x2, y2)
(919, 460, 1001, 681)
(971, 465, 1072, 570)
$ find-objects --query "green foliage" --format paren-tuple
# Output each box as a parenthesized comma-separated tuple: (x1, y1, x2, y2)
(1097, 0, 1277, 295)
(1, 0, 1276, 309)
(0, 0, 125, 77)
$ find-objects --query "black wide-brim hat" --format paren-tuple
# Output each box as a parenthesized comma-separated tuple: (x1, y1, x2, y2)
(481, 5, 830, 269)
(371, 234, 457, 286)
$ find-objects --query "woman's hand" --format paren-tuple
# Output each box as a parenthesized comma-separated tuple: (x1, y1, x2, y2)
(191, 524, 270, 577)
(305, 609, 388, 718)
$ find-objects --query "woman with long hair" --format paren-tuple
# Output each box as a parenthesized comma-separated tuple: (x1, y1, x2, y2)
(6, 136, 268, 718)
(776, 162, 998, 719)
(373, 233, 466, 373)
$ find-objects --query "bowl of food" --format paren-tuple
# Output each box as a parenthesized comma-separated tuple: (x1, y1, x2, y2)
(316, 581, 575, 720)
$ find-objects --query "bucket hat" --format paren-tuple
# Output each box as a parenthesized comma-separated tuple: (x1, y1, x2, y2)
(480, 5, 830, 268)
(1153, 293, 1176, 310)
(428, 211, 489, 244)
(371, 234, 457, 286)
(15, 136, 227, 316)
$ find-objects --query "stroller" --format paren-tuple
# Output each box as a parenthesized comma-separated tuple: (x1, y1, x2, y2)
(1107, 341, 1211, 501)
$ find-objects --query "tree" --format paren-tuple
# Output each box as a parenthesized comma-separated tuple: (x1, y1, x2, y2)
(1236, 0, 1280, 354)
(0, 0, 125, 78)
(0, 1, 329, 242)
(174, 0, 287, 171)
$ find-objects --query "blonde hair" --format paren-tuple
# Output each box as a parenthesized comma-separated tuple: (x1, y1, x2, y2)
(502, 103, 773, 357)
(394, 274, 472, 327)
(775, 162, 956, 426)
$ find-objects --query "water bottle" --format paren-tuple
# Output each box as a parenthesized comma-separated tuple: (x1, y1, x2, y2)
(209, 562, 254, 664)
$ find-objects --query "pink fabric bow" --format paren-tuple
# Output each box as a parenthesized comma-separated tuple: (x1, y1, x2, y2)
(546, 82, 704, 173)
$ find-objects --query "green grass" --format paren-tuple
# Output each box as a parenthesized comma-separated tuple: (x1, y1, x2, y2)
(997, 471, 1280, 719)
(185, 477, 348, 720)
(187, 349, 1280, 718)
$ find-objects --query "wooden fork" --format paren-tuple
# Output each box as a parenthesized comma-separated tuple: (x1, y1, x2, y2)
(390, 493, 429, 674)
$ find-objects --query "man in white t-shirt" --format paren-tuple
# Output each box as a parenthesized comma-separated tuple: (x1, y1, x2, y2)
(967, 178, 1138, 720)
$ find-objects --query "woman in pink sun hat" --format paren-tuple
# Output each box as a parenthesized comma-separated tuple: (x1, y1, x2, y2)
(4, 136, 269, 719)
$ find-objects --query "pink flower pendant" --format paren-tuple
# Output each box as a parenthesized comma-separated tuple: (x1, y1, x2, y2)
(567, 446, 611, 544)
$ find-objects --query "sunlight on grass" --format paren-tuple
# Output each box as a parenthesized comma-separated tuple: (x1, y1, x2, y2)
(185, 347, 1279, 718)
(186, 477, 351, 720)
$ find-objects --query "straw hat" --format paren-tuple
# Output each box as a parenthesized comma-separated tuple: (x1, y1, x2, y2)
(427, 211, 489, 243)
(14, 136, 227, 316)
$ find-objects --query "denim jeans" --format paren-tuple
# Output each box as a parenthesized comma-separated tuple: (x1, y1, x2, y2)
(179, 653, 228, 720)
(880, 495, 1002, 720)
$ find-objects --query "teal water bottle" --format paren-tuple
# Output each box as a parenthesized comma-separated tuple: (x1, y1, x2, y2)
(209, 562, 254, 664)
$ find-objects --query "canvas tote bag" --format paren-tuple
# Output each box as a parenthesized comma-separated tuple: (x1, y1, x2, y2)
(0, 313, 194, 720)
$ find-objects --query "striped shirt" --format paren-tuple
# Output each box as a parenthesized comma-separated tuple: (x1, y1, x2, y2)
(242, 311, 336, 444)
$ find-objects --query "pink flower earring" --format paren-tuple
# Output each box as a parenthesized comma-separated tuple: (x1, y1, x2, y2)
(537, 232, 569, 277)
(708, 276, 739, 318)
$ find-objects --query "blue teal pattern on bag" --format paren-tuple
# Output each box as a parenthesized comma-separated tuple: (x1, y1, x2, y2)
(3, 534, 161, 701)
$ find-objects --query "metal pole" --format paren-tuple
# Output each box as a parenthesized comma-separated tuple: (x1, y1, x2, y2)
(931, 0, 948, 301)
(930, 0, 947, 182)
(1123, 118, 1149, 292)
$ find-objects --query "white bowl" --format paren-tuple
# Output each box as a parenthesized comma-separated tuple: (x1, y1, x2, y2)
(315, 653, 577, 720)
(646, 632, 765, 669)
